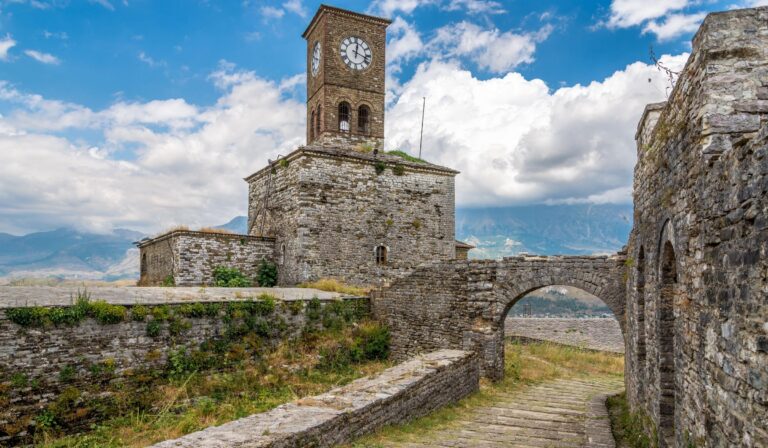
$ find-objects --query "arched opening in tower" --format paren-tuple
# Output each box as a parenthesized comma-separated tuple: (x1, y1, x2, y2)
(658, 241, 677, 447)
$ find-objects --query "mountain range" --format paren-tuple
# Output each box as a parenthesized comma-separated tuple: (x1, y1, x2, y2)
(0, 204, 633, 282)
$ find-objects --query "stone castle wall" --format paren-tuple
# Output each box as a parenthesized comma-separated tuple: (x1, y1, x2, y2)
(0, 287, 367, 445)
(138, 231, 275, 286)
(625, 7, 768, 447)
(248, 147, 457, 286)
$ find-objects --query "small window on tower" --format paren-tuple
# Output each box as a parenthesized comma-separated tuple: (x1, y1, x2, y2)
(141, 253, 147, 275)
(339, 102, 350, 133)
(358, 105, 370, 134)
(310, 109, 316, 141)
(316, 105, 322, 136)
(375, 245, 387, 265)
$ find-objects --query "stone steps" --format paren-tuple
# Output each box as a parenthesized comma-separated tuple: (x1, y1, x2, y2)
(377, 376, 624, 448)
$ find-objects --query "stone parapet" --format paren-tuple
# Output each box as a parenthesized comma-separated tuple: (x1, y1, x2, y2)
(151, 349, 478, 448)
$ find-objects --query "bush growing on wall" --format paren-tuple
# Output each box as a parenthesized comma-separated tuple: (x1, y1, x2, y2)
(213, 266, 253, 287)
(257, 260, 278, 287)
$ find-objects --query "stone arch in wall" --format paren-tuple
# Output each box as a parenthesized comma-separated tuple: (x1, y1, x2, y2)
(657, 220, 679, 448)
(635, 246, 647, 387)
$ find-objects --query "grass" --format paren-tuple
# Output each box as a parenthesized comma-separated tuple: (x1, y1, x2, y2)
(33, 321, 391, 448)
(606, 392, 656, 448)
(386, 150, 427, 164)
(299, 278, 370, 296)
(347, 340, 624, 447)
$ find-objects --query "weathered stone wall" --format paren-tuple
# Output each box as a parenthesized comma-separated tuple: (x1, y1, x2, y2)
(247, 146, 457, 286)
(625, 7, 768, 447)
(0, 287, 367, 444)
(138, 231, 276, 286)
(151, 349, 479, 448)
(372, 255, 626, 380)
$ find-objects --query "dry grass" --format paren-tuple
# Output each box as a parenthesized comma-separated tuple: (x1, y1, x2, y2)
(299, 278, 371, 296)
(348, 340, 625, 447)
(36, 322, 391, 448)
(196, 227, 234, 235)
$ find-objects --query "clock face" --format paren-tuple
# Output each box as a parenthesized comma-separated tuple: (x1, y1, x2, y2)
(340, 36, 371, 71)
(311, 41, 321, 77)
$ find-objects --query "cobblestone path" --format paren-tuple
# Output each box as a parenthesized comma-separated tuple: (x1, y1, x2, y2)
(378, 375, 624, 448)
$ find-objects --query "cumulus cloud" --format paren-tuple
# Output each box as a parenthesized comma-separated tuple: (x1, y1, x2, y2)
(606, 0, 690, 28)
(369, 0, 504, 17)
(24, 49, 60, 65)
(385, 53, 689, 207)
(0, 64, 305, 234)
(643, 12, 707, 41)
(429, 21, 552, 73)
(0, 35, 16, 61)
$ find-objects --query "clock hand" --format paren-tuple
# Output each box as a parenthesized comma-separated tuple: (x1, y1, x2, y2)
(354, 44, 361, 59)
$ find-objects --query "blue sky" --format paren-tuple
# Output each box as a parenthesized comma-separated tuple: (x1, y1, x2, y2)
(0, 0, 764, 234)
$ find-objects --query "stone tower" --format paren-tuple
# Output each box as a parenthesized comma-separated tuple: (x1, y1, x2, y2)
(302, 5, 390, 149)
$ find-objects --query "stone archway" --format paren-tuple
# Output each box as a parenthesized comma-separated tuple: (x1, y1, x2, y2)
(373, 254, 628, 380)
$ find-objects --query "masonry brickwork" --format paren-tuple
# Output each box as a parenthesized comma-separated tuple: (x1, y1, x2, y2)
(247, 146, 458, 286)
(151, 349, 478, 448)
(624, 7, 768, 447)
(137, 230, 275, 286)
(0, 287, 367, 445)
(372, 255, 626, 380)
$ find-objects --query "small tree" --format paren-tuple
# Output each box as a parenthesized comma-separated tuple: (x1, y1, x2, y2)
(257, 260, 278, 287)
(213, 266, 252, 287)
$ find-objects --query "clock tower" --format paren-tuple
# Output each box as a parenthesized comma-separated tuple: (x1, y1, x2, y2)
(302, 5, 391, 149)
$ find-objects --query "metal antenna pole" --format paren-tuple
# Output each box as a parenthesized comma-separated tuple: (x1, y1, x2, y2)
(418, 96, 425, 159)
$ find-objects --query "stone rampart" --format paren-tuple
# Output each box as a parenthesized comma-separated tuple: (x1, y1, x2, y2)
(0, 286, 366, 444)
(150, 349, 479, 448)
(624, 6, 768, 447)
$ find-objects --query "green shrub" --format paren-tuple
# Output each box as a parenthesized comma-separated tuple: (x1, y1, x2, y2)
(213, 266, 253, 287)
(203, 302, 222, 317)
(59, 365, 76, 382)
(131, 305, 150, 321)
(10, 373, 28, 389)
(151, 305, 171, 322)
(146, 320, 162, 337)
(257, 261, 278, 287)
(392, 164, 405, 176)
(178, 302, 206, 318)
(374, 161, 386, 175)
(162, 275, 176, 287)
(387, 150, 426, 163)
(306, 297, 322, 322)
(87, 301, 127, 324)
(357, 324, 390, 361)
(168, 318, 192, 336)
(6, 307, 51, 327)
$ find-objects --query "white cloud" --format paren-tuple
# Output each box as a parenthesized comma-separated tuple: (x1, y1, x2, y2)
(138, 51, 165, 68)
(385, 53, 689, 207)
(283, 0, 307, 18)
(0, 64, 305, 234)
(369, 0, 428, 16)
(260, 5, 285, 19)
(430, 22, 552, 73)
(643, 12, 707, 41)
(0, 35, 16, 61)
(24, 49, 60, 65)
(607, 0, 690, 28)
(444, 0, 504, 15)
(369, 0, 503, 16)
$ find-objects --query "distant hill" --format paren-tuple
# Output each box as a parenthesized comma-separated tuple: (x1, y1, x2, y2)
(0, 228, 143, 282)
(0, 203, 632, 281)
(508, 286, 613, 317)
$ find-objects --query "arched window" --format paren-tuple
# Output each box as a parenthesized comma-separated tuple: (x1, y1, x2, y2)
(357, 105, 370, 134)
(280, 243, 286, 265)
(658, 240, 678, 447)
(310, 109, 315, 141)
(338, 102, 350, 133)
(375, 245, 387, 265)
(316, 105, 322, 136)
(141, 253, 147, 276)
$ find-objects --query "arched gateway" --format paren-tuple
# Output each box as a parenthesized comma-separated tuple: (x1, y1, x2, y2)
(372, 254, 627, 380)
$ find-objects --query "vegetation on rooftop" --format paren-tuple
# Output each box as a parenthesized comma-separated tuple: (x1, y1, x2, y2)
(299, 278, 370, 296)
(387, 150, 427, 164)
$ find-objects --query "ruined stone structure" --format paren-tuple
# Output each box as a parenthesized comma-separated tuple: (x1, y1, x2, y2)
(137, 230, 275, 286)
(138, 5, 470, 287)
(373, 255, 626, 380)
(373, 6, 768, 447)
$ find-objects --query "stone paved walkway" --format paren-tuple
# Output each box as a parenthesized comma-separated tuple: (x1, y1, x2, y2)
(377, 376, 624, 448)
